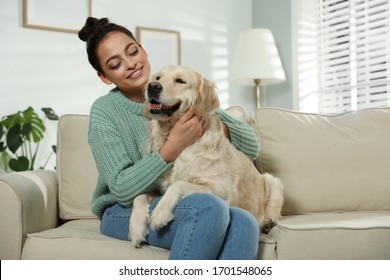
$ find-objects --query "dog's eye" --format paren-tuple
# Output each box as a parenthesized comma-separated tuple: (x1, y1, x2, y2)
(175, 78, 186, 84)
(156, 76, 160, 81)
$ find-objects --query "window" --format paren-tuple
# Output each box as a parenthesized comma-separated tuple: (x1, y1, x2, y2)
(298, 0, 390, 113)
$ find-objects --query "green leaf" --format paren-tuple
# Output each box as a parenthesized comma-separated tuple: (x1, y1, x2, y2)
(6, 125, 23, 153)
(0, 122, 4, 139)
(21, 123, 32, 137)
(9, 156, 29, 171)
(42, 107, 59, 121)
(1, 111, 23, 129)
(31, 125, 45, 143)
(52, 145, 57, 154)
(23, 107, 45, 143)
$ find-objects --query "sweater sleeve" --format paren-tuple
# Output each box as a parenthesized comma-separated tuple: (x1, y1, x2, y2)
(215, 108, 260, 160)
(88, 113, 171, 209)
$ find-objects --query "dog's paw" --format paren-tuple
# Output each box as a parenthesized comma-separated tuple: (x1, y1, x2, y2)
(261, 219, 278, 234)
(149, 209, 174, 231)
(130, 225, 148, 248)
(129, 214, 149, 248)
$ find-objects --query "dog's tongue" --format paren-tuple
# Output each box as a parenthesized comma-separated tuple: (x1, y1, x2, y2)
(150, 103, 162, 110)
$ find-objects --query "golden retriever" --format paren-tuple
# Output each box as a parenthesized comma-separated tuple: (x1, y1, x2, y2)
(129, 65, 284, 247)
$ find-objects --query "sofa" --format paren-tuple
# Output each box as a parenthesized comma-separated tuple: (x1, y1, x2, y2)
(1, 106, 390, 260)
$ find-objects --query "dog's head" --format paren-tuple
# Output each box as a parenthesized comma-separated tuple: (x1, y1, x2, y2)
(145, 65, 219, 121)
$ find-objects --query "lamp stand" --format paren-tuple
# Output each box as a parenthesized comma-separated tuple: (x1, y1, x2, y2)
(254, 78, 261, 109)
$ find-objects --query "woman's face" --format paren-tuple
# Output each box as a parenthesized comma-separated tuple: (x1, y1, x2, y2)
(97, 31, 151, 101)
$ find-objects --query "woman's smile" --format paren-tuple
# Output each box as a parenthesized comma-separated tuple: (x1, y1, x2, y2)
(127, 67, 143, 80)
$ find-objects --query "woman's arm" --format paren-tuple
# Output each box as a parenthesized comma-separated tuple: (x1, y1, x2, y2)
(89, 123, 169, 208)
(215, 108, 260, 160)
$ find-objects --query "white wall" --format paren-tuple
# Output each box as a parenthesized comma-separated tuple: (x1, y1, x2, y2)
(0, 0, 252, 169)
(253, 0, 295, 110)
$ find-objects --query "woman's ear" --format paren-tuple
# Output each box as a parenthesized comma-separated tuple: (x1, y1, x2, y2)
(97, 72, 112, 85)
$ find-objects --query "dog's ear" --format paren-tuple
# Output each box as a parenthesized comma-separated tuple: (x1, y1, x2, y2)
(194, 73, 220, 116)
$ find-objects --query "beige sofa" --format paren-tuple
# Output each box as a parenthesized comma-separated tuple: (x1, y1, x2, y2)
(1, 107, 390, 260)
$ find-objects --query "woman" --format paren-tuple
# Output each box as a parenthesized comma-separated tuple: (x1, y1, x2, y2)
(79, 17, 260, 260)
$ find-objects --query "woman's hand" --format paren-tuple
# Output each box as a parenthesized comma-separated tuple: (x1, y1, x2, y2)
(160, 107, 206, 163)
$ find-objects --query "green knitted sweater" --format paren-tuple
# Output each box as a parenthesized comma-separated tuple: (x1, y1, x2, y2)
(89, 88, 260, 219)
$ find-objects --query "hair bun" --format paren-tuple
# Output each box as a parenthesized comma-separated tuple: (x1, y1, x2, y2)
(78, 17, 109, 42)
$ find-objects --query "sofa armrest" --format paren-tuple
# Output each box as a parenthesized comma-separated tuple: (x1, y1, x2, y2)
(0, 170, 58, 259)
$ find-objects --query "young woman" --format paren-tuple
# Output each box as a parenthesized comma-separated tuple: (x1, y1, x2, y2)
(79, 17, 260, 260)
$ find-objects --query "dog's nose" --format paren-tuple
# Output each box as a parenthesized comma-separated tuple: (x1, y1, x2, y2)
(147, 82, 163, 99)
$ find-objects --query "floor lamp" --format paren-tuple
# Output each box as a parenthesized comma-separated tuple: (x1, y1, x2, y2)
(230, 28, 286, 109)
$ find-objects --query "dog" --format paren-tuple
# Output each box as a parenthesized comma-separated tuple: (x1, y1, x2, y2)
(129, 65, 284, 247)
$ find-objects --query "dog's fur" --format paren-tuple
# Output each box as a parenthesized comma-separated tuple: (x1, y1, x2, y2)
(129, 65, 284, 247)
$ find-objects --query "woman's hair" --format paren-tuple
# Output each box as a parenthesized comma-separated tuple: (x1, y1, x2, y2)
(78, 17, 137, 73)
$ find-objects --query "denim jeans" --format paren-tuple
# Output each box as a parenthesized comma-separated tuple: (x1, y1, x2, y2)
(100, 193, 259, 260)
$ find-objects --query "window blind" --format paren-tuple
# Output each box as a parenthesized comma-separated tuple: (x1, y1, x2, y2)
(299, 0, 390, 113)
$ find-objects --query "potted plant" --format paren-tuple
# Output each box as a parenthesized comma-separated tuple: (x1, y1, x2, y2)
(0, 107, 58, 172)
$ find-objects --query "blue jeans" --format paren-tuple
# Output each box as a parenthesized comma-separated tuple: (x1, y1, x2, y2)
(100, 193, 259, 260)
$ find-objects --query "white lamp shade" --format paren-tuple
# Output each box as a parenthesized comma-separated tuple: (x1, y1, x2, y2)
(230, 28, 286, 86)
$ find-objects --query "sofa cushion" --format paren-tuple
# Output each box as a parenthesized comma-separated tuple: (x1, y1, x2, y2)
(268, 211, 390, 259)
(252, 107, 390, 214)
(225, 105, 248, 121)
(21, 220, 169, 259)
(57, 115, 98, 220)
